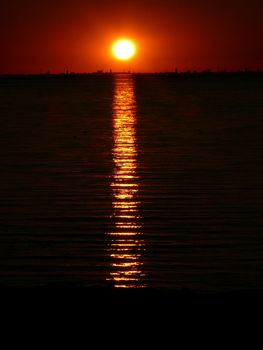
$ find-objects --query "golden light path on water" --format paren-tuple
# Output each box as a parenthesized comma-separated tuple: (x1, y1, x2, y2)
(107, 74, 145, 288)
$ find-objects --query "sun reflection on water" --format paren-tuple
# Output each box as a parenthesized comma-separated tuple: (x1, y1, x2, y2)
(107, 74, 145, 288)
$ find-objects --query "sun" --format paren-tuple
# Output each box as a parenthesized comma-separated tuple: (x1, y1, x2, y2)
(112, 39, 136, 60)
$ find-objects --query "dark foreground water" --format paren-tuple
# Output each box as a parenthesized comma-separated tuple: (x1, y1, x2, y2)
(0, 73, 262, 292)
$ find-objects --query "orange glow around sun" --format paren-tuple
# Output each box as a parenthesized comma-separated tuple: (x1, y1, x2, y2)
(112, 39, 136, 60)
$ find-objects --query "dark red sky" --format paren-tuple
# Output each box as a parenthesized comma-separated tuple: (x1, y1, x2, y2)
(0, 0, 262, 73)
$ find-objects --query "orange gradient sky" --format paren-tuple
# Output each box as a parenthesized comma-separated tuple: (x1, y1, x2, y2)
(0, 0, 262, 73)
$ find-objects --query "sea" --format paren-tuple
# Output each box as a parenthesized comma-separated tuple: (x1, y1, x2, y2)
(0, 72, 262, 293)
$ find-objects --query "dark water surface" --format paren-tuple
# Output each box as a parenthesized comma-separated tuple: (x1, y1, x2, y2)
(0, 73, 262, 291)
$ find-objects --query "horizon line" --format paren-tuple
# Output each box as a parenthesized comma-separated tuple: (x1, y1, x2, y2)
(1, 69, 263, 77)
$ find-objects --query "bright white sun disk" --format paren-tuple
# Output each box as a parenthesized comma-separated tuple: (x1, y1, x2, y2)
(113, 40, 136, 60)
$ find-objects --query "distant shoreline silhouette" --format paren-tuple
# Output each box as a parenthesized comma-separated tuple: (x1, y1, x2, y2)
(0, 70, 263, 78)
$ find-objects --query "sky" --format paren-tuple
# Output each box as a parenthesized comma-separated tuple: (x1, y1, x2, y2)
(0, 0, 262, 73)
